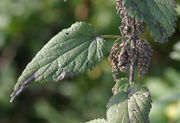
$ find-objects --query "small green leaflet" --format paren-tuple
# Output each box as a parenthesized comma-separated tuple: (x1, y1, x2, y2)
(112, 78, 130, 94)
(10, 22, 105, 102)
(123, 0, 177, 42)
(86, 119, 107, 123)
(106, 79, 152, 123)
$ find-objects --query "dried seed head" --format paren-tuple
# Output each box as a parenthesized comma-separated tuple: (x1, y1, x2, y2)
(108, 42, 121, 73)
(116, 0, 134, 38)
(136, 40, 153, 77)
(109, 40, 132, 74)
(136, 22, 145, 34)
(110, 0, 151, 81)
(118, 41, 131, 72)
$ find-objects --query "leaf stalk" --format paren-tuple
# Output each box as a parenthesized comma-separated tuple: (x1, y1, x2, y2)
(100, 35, 127, 39)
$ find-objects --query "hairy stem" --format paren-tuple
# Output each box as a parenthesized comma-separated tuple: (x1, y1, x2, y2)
(129, 20, 137, 83)
(129, 54, 136, 83)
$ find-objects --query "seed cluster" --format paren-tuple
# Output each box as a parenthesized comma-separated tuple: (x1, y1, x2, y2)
(116, 0, 133, 38)
(108, 41, 131, 73)
(109, 0, 153, 80)
(108, 42, 121, 73)
(117, 41, 131, 72)
(136, 40, 153, 77)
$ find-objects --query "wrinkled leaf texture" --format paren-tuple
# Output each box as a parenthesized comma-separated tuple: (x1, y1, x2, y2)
(10, 22, 104, 102)
(107, 79, 152, 123)
(124, 0, 177, 42)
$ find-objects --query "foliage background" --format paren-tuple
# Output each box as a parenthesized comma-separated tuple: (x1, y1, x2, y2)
(0, 0, 180, 123)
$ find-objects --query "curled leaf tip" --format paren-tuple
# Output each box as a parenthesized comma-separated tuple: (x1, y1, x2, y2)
(10, 74, 36, 102)
(10, 86, 24, 103)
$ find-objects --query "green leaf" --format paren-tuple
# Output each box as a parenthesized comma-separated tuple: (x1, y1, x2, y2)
(123, 0, 177, 42)
(10, 22, 105, 102)
(113, 78, 130, 94)
(107, 83, 152, 123)
(86, 119, 107, 123)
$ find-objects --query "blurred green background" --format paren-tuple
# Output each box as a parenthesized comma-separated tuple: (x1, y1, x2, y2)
(0, 0, 180, 123)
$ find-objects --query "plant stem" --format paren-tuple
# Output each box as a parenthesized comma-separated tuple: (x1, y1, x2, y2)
(129, 20, 137, 83)
(129, 39, 136, 83)
(129, 56, 136, 83)
(100, 35, 126, 39)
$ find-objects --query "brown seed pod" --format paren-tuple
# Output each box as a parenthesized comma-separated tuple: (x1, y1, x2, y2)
(108, 42, 121, 73)
(116, 0, 134, 38)
(136, 40, 153, 77)
(111, 0, 152, 81)
(117, 41, 131, 72)
(136, 22, 145, 34)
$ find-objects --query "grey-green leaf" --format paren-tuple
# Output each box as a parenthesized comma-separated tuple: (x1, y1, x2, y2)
(107, 83, 152, 123)
(10, 22, 105, 102)
(123, 0, 177, 42)
(113, 78, 130, 94)
(86, 119, 107, 123)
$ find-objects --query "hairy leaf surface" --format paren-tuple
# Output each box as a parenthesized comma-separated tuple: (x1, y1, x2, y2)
(123, 0, 177, 42)
(107, 80, 152, 123)
(10, 22, 104, 102)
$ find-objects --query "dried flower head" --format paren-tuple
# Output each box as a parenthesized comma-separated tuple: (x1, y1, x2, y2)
(136, 40, 153, 77)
